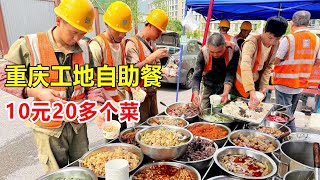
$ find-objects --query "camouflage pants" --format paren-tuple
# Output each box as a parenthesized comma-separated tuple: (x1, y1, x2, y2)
(200, 82, 224, 111)
(33, 123, 88, 173)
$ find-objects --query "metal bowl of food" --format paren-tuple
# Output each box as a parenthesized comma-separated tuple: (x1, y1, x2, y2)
(173, 136, 218, 171)
(284, 132, 320, 143)
(119, 126, 147, 146)
(254, 121, 291, 140)
(130, 162, 201, 180)
(207, 175, 241, 180)
(187, 122, 231, 147)
(266, 111, 291, 123)
(228, 130, 281, 153)
(136, 125, 193, 160)
(283, 169, 314, 180)
(79, 143, 144, 178)
(199, 108, 235, 128)
(37, 167, 98, 180)
(165, 101, 199, 123)
(214, 146, 277, 179)
(146, 115, 189, 128)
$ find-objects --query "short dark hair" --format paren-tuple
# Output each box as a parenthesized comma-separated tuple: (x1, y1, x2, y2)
(265, 16, 288, 37)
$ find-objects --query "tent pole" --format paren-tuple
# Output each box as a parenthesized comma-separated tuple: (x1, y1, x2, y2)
(202, 0, 215, 46)
(175, 3, 188, 102)
(278, 3, 282, 16)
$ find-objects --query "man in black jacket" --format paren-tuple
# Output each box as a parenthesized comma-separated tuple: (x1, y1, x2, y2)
(191, 33, 240, 110)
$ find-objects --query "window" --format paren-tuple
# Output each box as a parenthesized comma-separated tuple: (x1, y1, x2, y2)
(213, 23, 218, 30)
(310, 19, 316, 27)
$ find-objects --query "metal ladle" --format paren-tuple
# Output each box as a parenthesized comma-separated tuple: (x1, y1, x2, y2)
(271, 104, 293, 115)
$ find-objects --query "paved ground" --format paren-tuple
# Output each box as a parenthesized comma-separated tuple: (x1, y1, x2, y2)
(0, 83, 192, 180)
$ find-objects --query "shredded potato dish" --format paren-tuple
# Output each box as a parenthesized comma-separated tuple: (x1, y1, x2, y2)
(81, 147, 140, 176)
(140, 128, 188, 147)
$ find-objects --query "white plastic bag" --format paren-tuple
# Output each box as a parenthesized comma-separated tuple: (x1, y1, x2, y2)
(181, 8, 200, 32)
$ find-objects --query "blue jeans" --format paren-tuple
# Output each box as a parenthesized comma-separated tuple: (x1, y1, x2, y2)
(275, 89, 301, 132)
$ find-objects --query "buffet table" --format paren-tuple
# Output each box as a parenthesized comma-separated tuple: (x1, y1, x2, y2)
(64, 117, 249, 180)
(62, 99, 319, 180)
(64, 116, 281, 179)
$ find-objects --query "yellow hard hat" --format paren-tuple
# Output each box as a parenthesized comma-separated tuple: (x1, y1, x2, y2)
(219, 20, 230, 28)
(103, 1, 132, 33)
(54, 0, 94, 32)
(240, 21, 252, 30)
(146, 9, 168, 32)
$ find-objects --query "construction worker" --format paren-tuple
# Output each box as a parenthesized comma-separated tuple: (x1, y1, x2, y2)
(125, 9, 170, 123)
(235, 21, 252, 49)
(90, 1, 132, 102)
(219, 19, 237, 44)
(0, 0, 107, 173)
(274, 11, 320, 131)
(234, 16, 288, 110)
(192, 33, 240, 110)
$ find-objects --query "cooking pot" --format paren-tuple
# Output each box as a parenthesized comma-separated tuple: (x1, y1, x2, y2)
(272, 169, 314, 180)
(271, 140, 314, 178)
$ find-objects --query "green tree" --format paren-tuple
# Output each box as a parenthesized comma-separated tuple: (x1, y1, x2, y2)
(167, 20, 183, 34)
(91, 0, 140, 33)
(186, 30, 202, 40)
(285, 24, 291, 35)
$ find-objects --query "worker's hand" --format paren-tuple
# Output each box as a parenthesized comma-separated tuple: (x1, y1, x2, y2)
(161, 68, 171, 77)
(94, 113, 105, 129)
(151, 48, 169, 61)
(249, 90, 260, 110)
(27, 88, 63, 103)
(220, 93, 229, 104)
(87, 87, 107, 103)
(259, 87, 267, 97)
(191, 91, 200, 108)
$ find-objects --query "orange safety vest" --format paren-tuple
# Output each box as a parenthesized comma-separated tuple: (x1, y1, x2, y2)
(223, 33, 237, 43)
(92, 34, 126, 102)
(202, 41, 235, 75)
(124, 36, 156, 93)
(234, 35, 277, 97)
(25, 32, 89, 128)
(308, 64, 320, 89)
(273, 31, 320, 88)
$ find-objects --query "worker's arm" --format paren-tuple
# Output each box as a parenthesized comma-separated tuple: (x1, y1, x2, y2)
(0, 38, 31, 99)
(125, 41, 168, 69)
(274, 37, 288, 65)
(240, 41, 257, 93)
(191, 51, 205, 107)
(221, 46, 240, 103)
(241, 41, 261, 109)
(89, 40, 103, 67)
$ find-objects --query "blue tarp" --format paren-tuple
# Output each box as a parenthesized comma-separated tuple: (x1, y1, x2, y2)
(186, 0, 320, 20)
